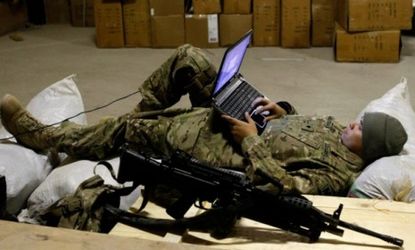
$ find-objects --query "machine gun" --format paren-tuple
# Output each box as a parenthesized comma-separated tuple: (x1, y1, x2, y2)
(116, 145, 404, 247)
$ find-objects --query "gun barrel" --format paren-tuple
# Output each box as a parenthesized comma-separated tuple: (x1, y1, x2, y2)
(338, 221, 403, 247)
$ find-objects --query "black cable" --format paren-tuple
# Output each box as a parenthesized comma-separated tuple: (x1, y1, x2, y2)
(0, 90, 140, 141)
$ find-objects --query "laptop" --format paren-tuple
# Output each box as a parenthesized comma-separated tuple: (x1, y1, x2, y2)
(211, 30, 267, 132)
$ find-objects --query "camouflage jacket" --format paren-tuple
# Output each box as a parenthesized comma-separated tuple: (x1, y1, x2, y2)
(125, 107, 364, 196)
(241, 115, 364, 196)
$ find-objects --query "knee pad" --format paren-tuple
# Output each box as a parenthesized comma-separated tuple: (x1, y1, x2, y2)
(173, 45, 217, 106)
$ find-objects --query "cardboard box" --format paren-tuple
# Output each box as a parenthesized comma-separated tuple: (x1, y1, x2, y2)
(219, 14, 252, 46)
(193, 0, 221, 14)
(44, 0, 70, 24)
(185, 14, 219, 48)
(337, 0, 413, 32)
(281, 0, 311, 48)
(312, 0, 335, 46)
(151, 15, 185, 48)
(334, 23, 401, 62)
(94, 0, 124, 48)
(149, 0, 184, 16)
(70, 0, 95, 26)
(123, 0, 151, 47)
(253, 0, 280, 46)
(0, 2, 27, 36)
(223, 0, 252, 14)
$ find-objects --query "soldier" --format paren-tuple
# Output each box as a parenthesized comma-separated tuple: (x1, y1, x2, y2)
(0, 44, 408, 196)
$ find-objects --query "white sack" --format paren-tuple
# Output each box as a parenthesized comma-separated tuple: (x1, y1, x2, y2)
(0, 144, 50, 214)
(0, 74, 87, 214)
(349, 78, 415, 202)
(349, 155, 415, 202)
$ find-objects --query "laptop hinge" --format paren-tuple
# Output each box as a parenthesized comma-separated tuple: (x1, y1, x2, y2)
(215, 77, 244, 105)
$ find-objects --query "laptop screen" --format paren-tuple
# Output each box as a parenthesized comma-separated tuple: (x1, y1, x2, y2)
(213, 31, 252, 95)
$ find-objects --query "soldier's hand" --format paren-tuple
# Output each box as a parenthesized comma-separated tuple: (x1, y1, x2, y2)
(222, 113, 258, 144)
(252, 97, 287, 121)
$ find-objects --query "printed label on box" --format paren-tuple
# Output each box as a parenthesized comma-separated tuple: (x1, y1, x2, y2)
(208, 14, 219, 43)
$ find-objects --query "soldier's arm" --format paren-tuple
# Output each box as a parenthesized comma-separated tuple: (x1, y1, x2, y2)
(276, 101, 297, 115)
(241, 135, 348, 195)
(252, 98, 297, 122)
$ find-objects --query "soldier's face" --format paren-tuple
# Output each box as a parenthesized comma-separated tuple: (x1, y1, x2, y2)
(341, 121, 363, 156)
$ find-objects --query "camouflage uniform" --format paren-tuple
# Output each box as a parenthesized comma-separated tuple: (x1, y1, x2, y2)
(37, 44, 364, 196)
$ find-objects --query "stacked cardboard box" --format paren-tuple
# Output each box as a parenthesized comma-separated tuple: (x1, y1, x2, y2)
(0, 2, 26, 36)
(123, 0, 151, 47)
(335, 0, 413, 62)
(281, 0, 311, 48)
(311, 0, 335, 46)
(70, 0, 95, 27)
(91, 0, 412, 55)
(253, 0, 280, 47)
(185, 0, 220, 48)
(220, 0, 252, 46)
(192, 0, 221, 14)
(44, 0, 70, 24)
(335, 24, 401, 62)
(94, 0, 124, 48)
(337, 0, 412, 32)
(149, 0, 185, 48)
(223, 0, 252, 14)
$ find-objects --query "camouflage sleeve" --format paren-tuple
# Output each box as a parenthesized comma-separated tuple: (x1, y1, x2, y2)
(241, 134, 348, 195)
(276, 101, 297, 115)
(241, 134, 287, 181)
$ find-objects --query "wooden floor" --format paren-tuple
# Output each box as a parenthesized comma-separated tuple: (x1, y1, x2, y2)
(0, 219, 218, 250)
(0, 195, 413, 249)
(110, 195, 414, 250)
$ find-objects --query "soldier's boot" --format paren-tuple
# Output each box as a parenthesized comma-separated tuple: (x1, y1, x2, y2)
(0, 94, 59, 151)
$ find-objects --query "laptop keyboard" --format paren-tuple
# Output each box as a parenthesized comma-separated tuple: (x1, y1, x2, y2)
(221, 81, 262, 120)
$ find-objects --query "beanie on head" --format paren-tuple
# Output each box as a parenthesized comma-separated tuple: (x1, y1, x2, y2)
(362, 112, 408, 164)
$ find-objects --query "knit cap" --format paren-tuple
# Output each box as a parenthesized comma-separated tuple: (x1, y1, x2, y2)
(362, 112, 408, 164)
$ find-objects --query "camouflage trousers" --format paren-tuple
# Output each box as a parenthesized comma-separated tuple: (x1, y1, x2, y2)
(136, 44, 216, 111)
(53, 45, 245, 169)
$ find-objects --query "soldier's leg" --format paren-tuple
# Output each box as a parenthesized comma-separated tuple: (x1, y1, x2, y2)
(138, 109, 246, 170)
(1, 94, 201, 160)
(1, 94, 126, 160)
(2, 93, 243, 166)
(190, 113, 246, 170)
(57, 108, 209, 159)
(137, 44, 216, 112)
